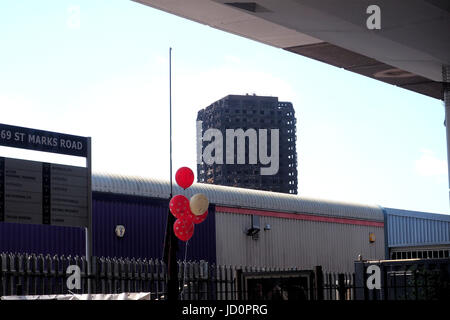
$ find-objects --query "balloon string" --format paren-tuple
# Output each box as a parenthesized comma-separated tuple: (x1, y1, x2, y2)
(179, 240, 189, 300)
(161, 214, 168, 261)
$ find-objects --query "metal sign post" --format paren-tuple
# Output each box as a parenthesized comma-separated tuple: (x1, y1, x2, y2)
(86, 137, 93, 294)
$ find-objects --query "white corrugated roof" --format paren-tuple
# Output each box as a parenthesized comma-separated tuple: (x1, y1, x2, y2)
(92, 172, 384, 221)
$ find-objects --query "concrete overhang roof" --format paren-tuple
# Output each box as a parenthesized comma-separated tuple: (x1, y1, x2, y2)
(134, 0, 450, 100)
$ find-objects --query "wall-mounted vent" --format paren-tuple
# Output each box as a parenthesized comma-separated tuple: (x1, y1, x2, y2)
(246, 215, 261, 240)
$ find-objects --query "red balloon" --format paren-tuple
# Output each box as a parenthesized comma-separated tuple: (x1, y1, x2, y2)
(169, 195, 191, 221)
(174, 219, 194, 242)
(192, 210, 208, 224)
(175, 167, 194, 189)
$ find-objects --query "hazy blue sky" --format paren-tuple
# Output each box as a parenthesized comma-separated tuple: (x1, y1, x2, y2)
(0, 0, 448, 214)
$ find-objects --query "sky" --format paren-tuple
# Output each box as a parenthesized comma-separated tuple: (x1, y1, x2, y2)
(0, 0, 448, 215)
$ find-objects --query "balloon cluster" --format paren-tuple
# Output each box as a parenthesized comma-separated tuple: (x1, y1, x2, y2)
(170, 167, 209, 242)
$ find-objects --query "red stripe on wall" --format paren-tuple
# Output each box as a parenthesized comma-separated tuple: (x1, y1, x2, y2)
(216, 206, 384, 227)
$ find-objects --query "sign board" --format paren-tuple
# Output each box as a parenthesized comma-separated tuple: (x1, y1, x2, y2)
(0, 123, 91, 230)
(0, 122, 93, 292)
(0, 123, 87, 157)
(0, 157, 88, 227)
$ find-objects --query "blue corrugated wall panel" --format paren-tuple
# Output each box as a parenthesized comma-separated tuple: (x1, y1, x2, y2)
(0, 222, 84, 256)
(0, 192, 217, 263)
(92, 193, 216, 263)
(384, 207, 450, 248)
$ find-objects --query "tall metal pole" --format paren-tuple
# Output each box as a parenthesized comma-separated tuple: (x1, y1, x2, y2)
(443, 65, 450, 204)
(169, 52, 173, 197)
(163, 47, 179, 300)
(86, 137, 93, 295)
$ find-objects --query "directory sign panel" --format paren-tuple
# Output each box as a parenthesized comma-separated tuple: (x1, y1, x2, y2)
(0, 157, 88, 227)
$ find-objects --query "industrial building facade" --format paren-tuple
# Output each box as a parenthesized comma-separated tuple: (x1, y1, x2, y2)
(0, 174, 381, 273)
(197, 94, 298, 194)
(0, 174, 449, 273)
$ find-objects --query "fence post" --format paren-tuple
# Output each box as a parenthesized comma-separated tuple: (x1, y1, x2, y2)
(124, 258, 130, 293)
(49, 255, 56, 295)
(37, 254, 45, 295)
(0, 254, 4, 296)
(44, 254, 52, 295)
(314, 266, 324, 301)
(199, 260, 208, 300)
(91, 256, 98, 294)
(230, 266, 236, 300)
(236, 268, 243, 301)
(15, 254, 22, 296)
(188, 261, 194, 300)
(130, 258, 136, 293)
(160, 260, 167, 299)
(9, 253, 15, 296)
(143, 259, 149, 296)
(112, 258, 119, 294)
(159, 259, 164, 298)
(218, 265, 224, 300)
(135, 259, 141, 293)
(383, 265, 389, 301)
(194, 261, 200, 300)
(119, 258, 125, 294)
(119, 259, 125, 294)
(128, 258, 134, 293)
(224, 265, 228, 300)
(149, 259, 155, 298)
(59, 255, 66, 294)
(207, 264, 214, 300)
(338, 273, 346, 301)
(131, 258, 137, 293)
(16, 255, 23, 296)
(154, 259, 161, 298)
(73, 255, 81, 293)
(105, 258, 111, 294)
(142, 259, 149, 294)
(81, 256, 88, 294)
(210, 264, 217, 300)
(177, 260, 181, 299)
(150, 259, 155, 295)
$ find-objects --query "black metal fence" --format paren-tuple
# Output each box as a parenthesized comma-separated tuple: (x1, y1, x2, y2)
(0, 252, 294, 299)
(320, 259, 450, 301)
(1, 252, 449, 300)
(322, 271, 356, 300)
(354, 258, 450, 300)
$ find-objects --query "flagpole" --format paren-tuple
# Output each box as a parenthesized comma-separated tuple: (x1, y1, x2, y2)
(163, 47, 179, 300)
(169, 51, 173, 197)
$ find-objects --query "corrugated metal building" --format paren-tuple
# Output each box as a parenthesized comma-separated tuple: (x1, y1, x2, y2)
(95, 173, 386, 272)
(383, 207, 450, 260)
(1, 173, 384, 273)
(4, 173, 448, 273)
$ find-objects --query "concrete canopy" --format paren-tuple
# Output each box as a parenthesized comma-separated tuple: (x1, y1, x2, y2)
(134, 0, 450, 100)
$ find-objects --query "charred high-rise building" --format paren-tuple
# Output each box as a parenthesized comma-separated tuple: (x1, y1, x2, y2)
(197, 94, 298, 194)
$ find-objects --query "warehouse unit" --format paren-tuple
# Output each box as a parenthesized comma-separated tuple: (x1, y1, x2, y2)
(383, 207, 450, 260)
(0, 173, 384, 273)
(3, 173, 450, 272)
(95, 173, 385, 272)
